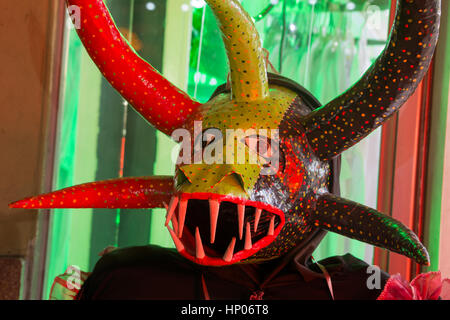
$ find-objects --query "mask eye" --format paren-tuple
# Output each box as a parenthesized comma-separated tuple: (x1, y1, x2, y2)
(244, 135, 273, 164)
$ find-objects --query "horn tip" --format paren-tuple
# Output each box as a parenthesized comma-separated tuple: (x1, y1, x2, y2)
(9, 199, 31, 209)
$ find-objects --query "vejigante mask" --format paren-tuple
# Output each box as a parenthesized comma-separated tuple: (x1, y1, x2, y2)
(11, 0, 441, 267)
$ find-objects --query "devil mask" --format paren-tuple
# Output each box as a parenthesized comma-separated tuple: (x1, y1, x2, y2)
(11, 0, 440, 267)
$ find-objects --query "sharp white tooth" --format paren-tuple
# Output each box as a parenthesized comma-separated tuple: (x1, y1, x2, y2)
(268, 215, 275, 236)
(238, 204, 245, 240)
(223, 237, 236, 262)
(167, 226, 184, 252)
(254, 208, 262, 232)
(164, 201, 179, 234)
(209, 199, 220, 244)
(171, 212, 179, 235)
(164, 196, 179, 226)
(195, 227, 205, 260)
(177, 199, 188, 238)
(245, 222, 252, 250)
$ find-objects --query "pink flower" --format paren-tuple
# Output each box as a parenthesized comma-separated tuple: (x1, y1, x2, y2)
(378, 271, 450, 300)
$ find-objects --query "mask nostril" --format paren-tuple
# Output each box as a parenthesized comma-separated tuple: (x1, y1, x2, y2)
(230, 172, 246, 191)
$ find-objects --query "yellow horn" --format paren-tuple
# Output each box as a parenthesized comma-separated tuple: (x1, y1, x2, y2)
(206, 0, 269, 101)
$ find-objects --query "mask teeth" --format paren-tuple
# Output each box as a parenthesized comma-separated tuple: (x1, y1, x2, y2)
(167, 225, 184, 253)
(164, 196, 179, 227)
(166, 197, 279, 263)
(254, 208, 262, 232)
(195, 227, 205, 260)
(223, 237, 236, 262)
(244, 222, 252, 250)
(177, 199, 188, 238)
(268, 215, 275, 236)
(163, 201, 179, 234)
(209, 199, 220, 244)
(238, 204, 245, 240)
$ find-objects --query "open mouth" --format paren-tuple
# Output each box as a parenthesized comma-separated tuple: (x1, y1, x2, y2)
(164, 193, 285, 266)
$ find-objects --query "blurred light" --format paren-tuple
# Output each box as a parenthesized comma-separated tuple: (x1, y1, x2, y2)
(209, 78, 218, 86)
(289, 23, 297, 32)
(194, 72, 201, 84)
(346, 2, 356, 10)
(308, 0, 317, 5)
(190, 0, 206, 8)
(181, 4, 190, 12)
(270, 0, 279, 4)
(146, 2, 156, 11)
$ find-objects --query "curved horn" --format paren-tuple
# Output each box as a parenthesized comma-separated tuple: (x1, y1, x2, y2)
(66, 0, 201, 135)
(301, 0, 441, 161)
(205, 0, 269, 101)
(309, 193, 429, 265)
(9, 176, 174, 209)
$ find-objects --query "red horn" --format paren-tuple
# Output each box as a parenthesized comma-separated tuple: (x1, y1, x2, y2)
(9, 176, 174, 209)
(66, 0, 201, 135)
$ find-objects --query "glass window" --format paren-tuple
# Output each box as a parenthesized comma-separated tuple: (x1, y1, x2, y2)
(44, 0, 394, 298)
